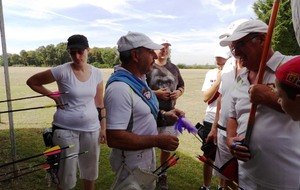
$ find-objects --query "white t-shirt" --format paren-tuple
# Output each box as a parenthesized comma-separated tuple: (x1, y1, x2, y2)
(218, 57, 237, 128)
(201, 68, 219, 123)
(230, 52, 300, 189)
(51, 62, 103, 132)
(105, 67, 157, 174)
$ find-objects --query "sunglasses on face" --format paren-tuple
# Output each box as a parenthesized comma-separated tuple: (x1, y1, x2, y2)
(68, 49, 85, 56)
(230, 34, 260, 55)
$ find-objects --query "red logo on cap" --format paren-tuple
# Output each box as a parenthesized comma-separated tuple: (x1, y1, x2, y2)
(286, 72, 300, 87)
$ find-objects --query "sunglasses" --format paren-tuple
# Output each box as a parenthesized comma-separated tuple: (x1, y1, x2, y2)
(230, 34, 260, 55)
(68, 49, 85, 56)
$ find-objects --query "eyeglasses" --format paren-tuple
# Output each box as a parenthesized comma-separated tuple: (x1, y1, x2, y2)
(68, 49, 85, 56)
(230, 35, 259, 55)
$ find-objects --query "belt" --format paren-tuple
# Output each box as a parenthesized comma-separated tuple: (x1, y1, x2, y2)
(217, 124, 226, 131)
(52, 124, 66, 131)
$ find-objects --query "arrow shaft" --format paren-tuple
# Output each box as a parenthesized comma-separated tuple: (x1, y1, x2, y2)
(0, 103, 68, 114)
(197, 155, 220, 171)
(193, 133, 203, 143)
(0, 161, 46, 177)
(153, 153, 176, 174)
(0, 91, 68, 103)
(157, 157, 179, 176)
(0, 151, 87, 182)
(0, 145, 72, 168)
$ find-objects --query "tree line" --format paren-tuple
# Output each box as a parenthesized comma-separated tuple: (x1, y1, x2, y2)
(0, 42, 120, 68)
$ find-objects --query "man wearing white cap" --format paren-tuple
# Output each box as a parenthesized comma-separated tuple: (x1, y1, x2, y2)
(220, 20, 300, 189)
(105, 31, 184, 190)
(146, 39, 185, 190)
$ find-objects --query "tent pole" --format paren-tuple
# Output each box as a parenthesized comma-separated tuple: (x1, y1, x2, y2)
(0, 0, 17, 173)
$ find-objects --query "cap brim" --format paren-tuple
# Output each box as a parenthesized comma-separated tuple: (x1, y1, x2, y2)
(161, 43, 171, 46)
(219, 33, 230, 39)
(219, 32, 248, 47)
(67, 45, 88, 49)
(143, 42, 164, 50)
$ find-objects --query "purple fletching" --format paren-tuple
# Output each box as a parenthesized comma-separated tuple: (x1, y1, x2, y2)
(175, 116, 198, 134)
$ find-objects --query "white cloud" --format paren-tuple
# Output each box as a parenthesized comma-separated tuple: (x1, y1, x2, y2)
(200, 0, 236, 12)
(2, 0, 257, 65)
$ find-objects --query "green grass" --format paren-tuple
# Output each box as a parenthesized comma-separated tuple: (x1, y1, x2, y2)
(0, 128, 218, 190)
(0, 67, 218, 189)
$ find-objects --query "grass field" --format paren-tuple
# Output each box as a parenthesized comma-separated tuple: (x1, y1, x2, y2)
(0, 67, 217, 190)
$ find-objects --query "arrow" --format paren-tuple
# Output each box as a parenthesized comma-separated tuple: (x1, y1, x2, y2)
(0, 103, 68, 114)
(175, 116, 198, 134)
(197, 155, 243, 190)
(157, 157, 179, 176)
(0, 145, 74, 168)
(0, 161, 51, 178)
(197, 155, 220, 171)
(0, 91, 68, 103)
(0, 151, 88, 182)
(153, 152, 177, 174)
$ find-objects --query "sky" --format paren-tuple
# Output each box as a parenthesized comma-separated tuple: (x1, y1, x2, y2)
(2, 0, 257, 65)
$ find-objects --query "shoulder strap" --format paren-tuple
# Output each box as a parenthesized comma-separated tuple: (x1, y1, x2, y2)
(126, 87, 134, 132)
(207, 91, 219, 105)
(122, 87, 134, 162)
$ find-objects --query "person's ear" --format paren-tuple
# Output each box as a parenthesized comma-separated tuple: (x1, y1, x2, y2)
(131, 49, 140, 62)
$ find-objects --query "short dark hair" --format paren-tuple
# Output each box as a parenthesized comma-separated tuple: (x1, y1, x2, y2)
(119, 50, 132, 64)
(278, 81, 300, 100)
(119, 47, 144, 63)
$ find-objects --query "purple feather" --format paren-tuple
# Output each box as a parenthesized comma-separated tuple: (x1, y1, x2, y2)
(175, 116, 198, 134)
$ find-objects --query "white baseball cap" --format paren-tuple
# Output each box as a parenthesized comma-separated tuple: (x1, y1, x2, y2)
(220, 20, 268, 47)
(214, 46, 231, 59)
(219, 19, 249, 39)
(117, 31, 163, 52)
(160, 38, 171, 46)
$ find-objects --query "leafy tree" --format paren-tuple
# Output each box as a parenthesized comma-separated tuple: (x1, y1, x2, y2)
(55, 42, 70, 65)
(35, 46, 47, 66)
(8, 53, 22, 66)
(100, 47, 119, 67)
(26, 51, 39, 66)
(89, 47, 103, 66)
(20, 50, 29, 66)
(44, 44, 57, 66)
(253, 0, 300, 55)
